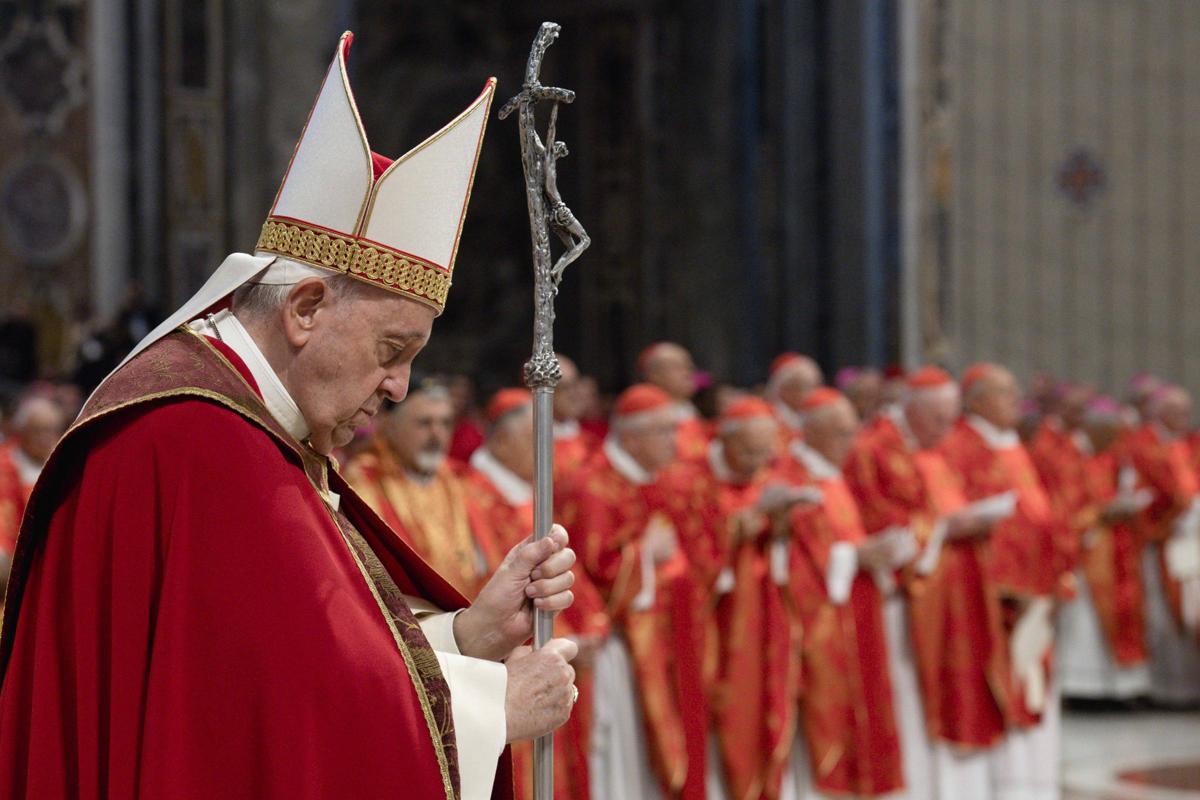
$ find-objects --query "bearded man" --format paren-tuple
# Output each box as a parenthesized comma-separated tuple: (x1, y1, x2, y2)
(346, 383, 484, 596)
(0, 34, 578, 800)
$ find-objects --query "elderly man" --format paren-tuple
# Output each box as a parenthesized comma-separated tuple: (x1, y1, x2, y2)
(836, 366, 884, 423)
(0, 394, 67, 556)
(663, 397, 813, 800)
(940, 364, 1061, 800)
(845, 366, 1004, 800)
(766, 352, 824, 442)
(1125, 384, 1200, 705)
(466, 388, 609, 800)
(778, 388, 905, 799)
(553, 354, 599, 480)
(0, 34, 577, 800)
(345, 383, 484, 596)
(638, 341, 709, 461)
(1057, 397, 1152, 701)
(563, 384, 704, 800)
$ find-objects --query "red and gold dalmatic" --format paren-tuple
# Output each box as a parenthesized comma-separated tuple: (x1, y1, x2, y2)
(463, 458, 608, 800)
(345, 439, 484, 597)
(1123, 424, 1200, 634)
(778, 459, 904, 797)
(1077, 448, 1149, 665)
(1029, 420, 1090, 589)
(560, 446, 707, 799)
(844, 415, 1007, 749)
(661, 448, 800, 800)
(939, 418, 1058, 727)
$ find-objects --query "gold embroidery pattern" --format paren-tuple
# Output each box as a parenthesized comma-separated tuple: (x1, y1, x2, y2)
(256, 218, 451, 311)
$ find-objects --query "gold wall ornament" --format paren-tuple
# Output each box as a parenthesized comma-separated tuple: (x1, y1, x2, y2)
(255, 217, 452, 310)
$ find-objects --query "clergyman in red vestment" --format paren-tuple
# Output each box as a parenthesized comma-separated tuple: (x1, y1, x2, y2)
(777, 388, 905, 799)
(0, 33, 582, 800)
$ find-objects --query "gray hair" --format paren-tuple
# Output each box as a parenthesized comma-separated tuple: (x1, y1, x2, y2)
(231, 273, 371, 318)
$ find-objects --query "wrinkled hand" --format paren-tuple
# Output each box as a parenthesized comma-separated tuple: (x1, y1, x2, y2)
(505, 638, 578, 742)
(858, 535, 898, 572)
(454, 525, 576, 661)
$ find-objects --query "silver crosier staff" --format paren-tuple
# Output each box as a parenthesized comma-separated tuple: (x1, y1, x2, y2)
(498, 20, 591, 800)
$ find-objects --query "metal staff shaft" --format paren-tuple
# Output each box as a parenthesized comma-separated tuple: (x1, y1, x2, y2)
(500, 21, 591, 800)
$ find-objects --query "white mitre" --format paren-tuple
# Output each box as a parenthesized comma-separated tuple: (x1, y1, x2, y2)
(106, 31, 495, 387)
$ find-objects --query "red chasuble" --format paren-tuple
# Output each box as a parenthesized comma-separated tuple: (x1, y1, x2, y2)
(844, 416, 1007, 750)
(783, 467, 904, 797)
(560, 448, 706, 799)
(1078, 450, 1149, 665)
(662, 454, 800, 800)
(0, 330, 512, 799)
(464, 463, 608, 800)
(940, 419, 1058, 727)
(1124, 425, 1200, 634)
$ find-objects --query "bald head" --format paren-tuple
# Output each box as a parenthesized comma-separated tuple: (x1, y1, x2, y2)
(640, 342, 696, 401)
(487, 404, 535, 482)
(553, 353, 585, 423)
(1151, 386, 1193, 437)
(771, 356, 824, 412)
(904, 383, 961, 449)
(803, 396, 859, 467)
(719, 416, 779, 481)
(11, 395, 66, 465)
(842, 368, 883, 420)
(964, 365, 1020, 431)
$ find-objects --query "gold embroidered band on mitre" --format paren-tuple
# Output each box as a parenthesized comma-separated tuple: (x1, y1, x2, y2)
(256, 217, 451, 314)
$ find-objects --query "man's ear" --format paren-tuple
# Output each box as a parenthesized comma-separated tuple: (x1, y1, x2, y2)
(280, 278, 330, 348)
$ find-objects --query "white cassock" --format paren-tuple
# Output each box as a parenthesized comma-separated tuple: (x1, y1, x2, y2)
(589, 441, 667, 800)
(589, 635, 666, 800)
(1057, 558, 1151, 699)
(1143, 541, 1200, 705)
(199, 312, 508, 800)
(989, 598, 1060, 800)
(882, 592, 939, 800)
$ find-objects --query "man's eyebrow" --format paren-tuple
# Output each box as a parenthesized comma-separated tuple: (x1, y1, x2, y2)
(381, 332, 427, 346)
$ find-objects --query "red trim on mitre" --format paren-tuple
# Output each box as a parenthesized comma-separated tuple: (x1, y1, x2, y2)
(371, 152, 394, 179)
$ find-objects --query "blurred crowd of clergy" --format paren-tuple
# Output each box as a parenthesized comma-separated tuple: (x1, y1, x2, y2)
(3, 344, 1200, 800)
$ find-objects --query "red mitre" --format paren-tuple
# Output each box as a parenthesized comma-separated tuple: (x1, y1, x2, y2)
(614, 384, 673, 417)
(486, 388, 532, 423)
(801, 387, 846, 412)
(906, 365, 954, 389)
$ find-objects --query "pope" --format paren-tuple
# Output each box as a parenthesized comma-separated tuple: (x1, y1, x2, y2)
(0, 33, 578, 800)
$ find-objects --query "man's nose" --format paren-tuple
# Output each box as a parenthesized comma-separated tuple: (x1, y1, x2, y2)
(381, 368, 410, 403)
